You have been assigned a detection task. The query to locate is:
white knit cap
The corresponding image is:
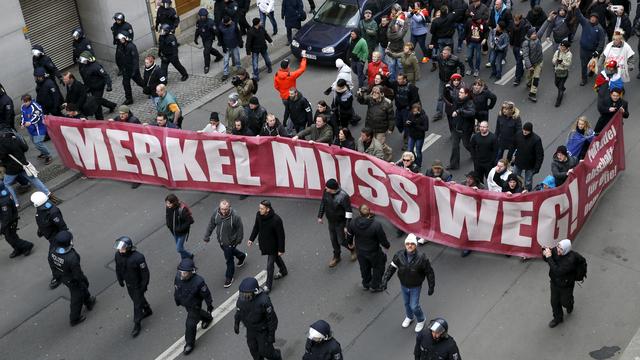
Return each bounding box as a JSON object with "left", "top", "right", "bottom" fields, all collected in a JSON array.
[
  {"left": 558, "top": 239, "right": 572, "bottom": 254},
  {"left": 405, "top": 233, "right": 418, "bottom": 245}
]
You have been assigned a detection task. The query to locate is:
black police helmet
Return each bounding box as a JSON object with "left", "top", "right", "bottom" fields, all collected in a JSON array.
[
  {"left": 113, "top": 236, "right": 133, "bottom": 251},
  {"left": 177, "top": 258, "right": 196, "bottom": 272},
  {"left": 160, "top": 23, "right": 173, "bottom": 34},
  {"left": 113, "top": 12, "right": 125, "bottom": 22},
  {"left": 310, "top": 320, "right": 331, "bottom": 337},
  {"left": 239, "top": 277, "right": 259, "bottom": 292},
  {"left": 429, "top": 318, "right": 448, "bottom": 335},
  {"left": 34, "top": 67, "right": 46, "bottom": 77},
  {"left": 72, "top": 28, "right": 84, "bottom": 39},
  {"left": 198, "top": 8, "right": 209, "bottom": 17}
]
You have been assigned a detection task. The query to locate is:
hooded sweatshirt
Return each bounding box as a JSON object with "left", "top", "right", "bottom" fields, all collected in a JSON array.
[
  {"left": 332, "top": 59, "right": 354, "bottom": 89},
  {"left": 346, "top": 215, "right": 390, "bottom": 253},
  {"left": 274, "top": 57, "right": 307, "bottom": 99}
]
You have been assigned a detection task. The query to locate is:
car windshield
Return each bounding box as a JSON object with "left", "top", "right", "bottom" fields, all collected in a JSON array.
[{"left": 313, "top": 0, "right": 359, "bottom": 27}]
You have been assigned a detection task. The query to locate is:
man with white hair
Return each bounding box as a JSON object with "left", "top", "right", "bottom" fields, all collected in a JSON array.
[{"left": 542, "top": 239, "right": 584, "bottom": 328}]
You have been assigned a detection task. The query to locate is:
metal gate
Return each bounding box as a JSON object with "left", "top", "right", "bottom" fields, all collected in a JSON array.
[{"left": 19, "top": 0, "right": 81, "bottom": 70}]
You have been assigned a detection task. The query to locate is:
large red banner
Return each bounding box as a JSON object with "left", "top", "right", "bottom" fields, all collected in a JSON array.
[{"left": 45, "top": 113, "right": 626, "bottom": 257}]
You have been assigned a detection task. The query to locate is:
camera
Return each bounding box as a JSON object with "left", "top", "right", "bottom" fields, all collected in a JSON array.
[{"left": 231, "top": 76, "right": 242, "bottom": 86}]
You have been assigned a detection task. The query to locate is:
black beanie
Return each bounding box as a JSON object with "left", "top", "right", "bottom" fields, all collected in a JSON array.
[
  {"left": 252, "top": 17, "right": 260, "bottom": 26},
  {"left": 325, "top": 179, "right": 339, "bottom": 190},
  {"left": 281, "top": 58, "right": 290, "bottom": 69}
]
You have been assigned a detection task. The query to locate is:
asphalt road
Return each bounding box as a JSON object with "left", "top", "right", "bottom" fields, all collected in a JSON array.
[{"left": 1, "top": 1, "right": 640, "bottom": 359}]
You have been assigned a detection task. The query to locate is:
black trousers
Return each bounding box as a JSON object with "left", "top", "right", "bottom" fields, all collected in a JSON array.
[
  {"left": 89, "top": 87, "right": 117, "bottom": 120},
  {"left": 357, "top": 251, "right": 386, "bottom": 289},
  {"left": 550, "top": 282, "right": 574, "bottom": 321},
  {"left": 161, "top": 55, "right": 188, "bottom": 77},
  {"left": 266, "top": 254, "right": 287, "bottom": 290},
  {"left": 185, "top": 306, "right": 213, "bottom": 346},
  {"left": 449, "top": 128, "right": 472, "bottom": 169},
  {"left": 4, "top": 221, "right": 33, "bottom": 254},
  {"left": 237, "top": 9, "right": 251, "bottom": 34},
  {"left": 474, "top": 162, "right": 493, "bottom": 183},
  {"left": 68, "top": 282, "right": 92, "bottom": 323},
  {"left": 127, "top": 286, "right": 150, "bottom": 324},
  {"left": 328, "top": 221, "right": 348, "bottom": 258},
  {"left": 247, "top": 330, "right": 282, "bottom": 360},
  {"left": 203, "top": 39, "right": 223, "bottom": 68},
  {"left": 122, "top": 69, "right": 144, "bottom": 101},
  {"left": 554, "top": 75, "right": 567, "bottom": 91}
]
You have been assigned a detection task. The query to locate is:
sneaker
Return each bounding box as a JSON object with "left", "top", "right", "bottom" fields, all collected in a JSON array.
[
  {"left": 512, "top": 80, "right": 520, "bottom": 86},
  {"left": 70, "top": 315, "right": 86, "bottom": 327},
  {"left": 236, "top": 253, "right": 247, "bottom": 267},
  {"left": 350, "top": 249, "right": 357, "bottom": 261},
  {"left": 415, "top": 320, "right": 426, "bottom": 332},
  {"left": 402, "top": 317, "right": 414, "bottom": 328},
  {"left": 501, "top": 59, "right": 506, "bottom": 65},
  {"left": 465, "top": 69, "right": 472, "bottom": 76},
  {"left": 262, "top": 285, "right": 270, "bottom": 293},
  {"left": 221, "top": 74, "right": 229, "bottom": 81},
  {"left": 328, "top": 257, "right": 341, "bottom": 267},
  {"left": 421, "top": 57, "right": 429, "bottom": 63},
  {"left": 274, "top": 272, "right": 287, "bottom": 280},
  {"left": 473, "top": 70, "right": 479, "bottom": 77},
  {"left": 528, "top": 93, "right": 537, "bottom": 102},
  {"left": 548, "top": 318, "right": 563, "bottom": 328},
  {"left": 180, "top": 74, "right": 189, "bottom": 82},
  {"left": 224, "top": 278, "right": 234, "bottom": 288},
  {"left": 485, "top": 62, "right": 491, "bottom": 68},
  {"left": 131, "top": 323, "right": 141, "bottom": 338},
  {"left": 9, "top": 250, "right": 20, "bottom": 258}
]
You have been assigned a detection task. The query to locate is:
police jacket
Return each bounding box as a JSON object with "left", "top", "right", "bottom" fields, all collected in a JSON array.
[
  {"left": 72, "top": 37, "right": 94, "bottom": 64},
  {"left": 119, "top": 42, "right": 140, "bottom": 72},
  {"left": 111, "top": 22, "right": 134, "bottom": 45},
  {"left": 0, "top": 94, "right": 15, "bottom": 130},
  {"left": 0, "top": 191, "right": 19, "bottom": 233},
  {"left": 204, "top": 207, "right": 244, "bottom": 247},
  {"left": 234, "top": 292, "right": 278, "bottom": 334},
  {"left": 159, "top": 34, "right": 179, "bottom": 59},
  {"left": 346, "top": 215, "right": 390, "bottom": 253},
  {"left": 357, "top": 93, "right": 395, "bottom": 134},
  {"left": 65, "top": 80, "right": 88, "bottom": 110},
  {"left": 36, "top": 203, "right": 68, "bottom": 241},
  {"left": 414, "top": 331, "right": 461, "bottom": 360},
  {"left": 513, "top": 131, "right": 544, "bottom": 172},
  {"left": 0, "top": 131, "right": 29, "bottom": 175},
  {"left": 283, "top": 94, "right": 313, "bottom": 128},
  {"left": 115, "top": 250, "right": 150, "bottom": 289},
  {"left": 33, "top": 55, "right": 62, "bottom": 81},
  {"left": 436, "top": 55, "right": 465, "bottom": 82},
  {"left": 303, "top": 338, "right": 343, "bottom": 360},
  {"left": 195, "top": 18, "right": 217, "bottom": 43},
  {"left": 318, "top": 189, "right": 352, "bottom": 224},
  {"left": 49, "top": 248, "right": 89, "bottom": 288},
  {"left": 174, "top": 273, "right": 213, "bottom": 309},
  {"left": 156, "top": 7, "right": 180, "bottom": 31},
  {"left": 249, "top": 210, "right": 285, "bottom": 255},
  {"left": 166, "top": 202, "right": 194, "bottom": 236},
  {"left": 143, "top": 64, "right": 166, "bottom": 97},
  {"left": 80, "top": 62, "right": 112, "bottom": 92},
  {"left": 545, "top": 247, "right": 578, "bottom": 288},
  {"left": 35, "top": 78, "right": 62, "bottom": 115},
  {"left": 384, "top": 250, "right": 435, "bottom": 289}
]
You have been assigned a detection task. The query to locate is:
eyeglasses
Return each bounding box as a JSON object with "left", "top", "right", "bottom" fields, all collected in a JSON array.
[{"left": 403, "top": 159, "right": 412, "bottom": 162}]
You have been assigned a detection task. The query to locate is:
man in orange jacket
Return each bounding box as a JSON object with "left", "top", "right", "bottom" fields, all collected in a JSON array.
[{"left": 274, "top": 50, "right": 307, "bottom": 104}]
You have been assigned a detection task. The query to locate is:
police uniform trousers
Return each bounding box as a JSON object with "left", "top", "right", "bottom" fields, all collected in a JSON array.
[
  {"left": 89, "top": 87, "right": 117, "bottom": 120},
  {"left": 4, "top": 221, "right": 33, "bottom": 254},
  {"left": 203, "top": 39, "right": 223, "bottom": 68},
  {"left": 247, "top": 330, "right": 282, "bottom": 360},
  {"left": 122, "top": 69, "right": 144, "bottom": 101},
  {"left": 68, "top": 279, "right": 92, "bottom": 323},
  {"left": 161, "top": 56, "right": 188, "bottom": 78},
  {"left": 127, "top": 286, "right": 150, "bottom": 324},
  {"left": 185, "top": 306, "right": 213, "bottom": 346},
  {"left": 550, "top": 282, "right": 574, "bottom": 321},
  {"left": 357, "top": 250, "right": 386, "bottom": 289}
]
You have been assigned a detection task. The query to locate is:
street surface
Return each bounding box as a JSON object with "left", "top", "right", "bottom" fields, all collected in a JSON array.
[{"left": 1, "top": 1, "right": 640, "bottom": 359}]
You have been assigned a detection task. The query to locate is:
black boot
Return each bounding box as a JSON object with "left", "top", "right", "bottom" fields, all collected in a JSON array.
[{"left": 554, "top": 90, "right": 564, "bottom": 107}]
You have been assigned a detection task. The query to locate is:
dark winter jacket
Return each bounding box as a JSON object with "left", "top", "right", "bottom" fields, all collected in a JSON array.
[
  {"left": 260, "top": 120, "right": 289, "bottom": 136},
  {"left": 115, "top": 250, "right": 150, "bottom": 289},
  {"left": 195, "top": 18, "right": 217, "bottom": 43},
  {"left": 357, "top": 93, "right": 395, "bottom": 133},
  {"left": 204, "top": 207, "right": 244, "bottom": 247},
  {"left": 65, "top": 80, "right": 88, "bottom": 111},
  {"left": 544, "top": 247, "right": 578, "bottom": 288},
  {"left": 119, "top": 42, "right": 140, "bottom": 72},
  {"left": 405, "top": 110, "right": 429, "bottom": 140},
  {"left": 166, "top": 202, "right": 194, "bottom": 236},
  {"left": 436, "top": 54, "right": 465, "bottom": 82},
  {"left": 33, "top": 54, "right": 62, "bottom": 81},
  {"left": 346, "top": 215, "right": 390, "bottom": 253},
  {"left": 333, "top": 137, "right": 356, "bottom": 150},
  {"left": 489, "top": 4, "right": 513, "bottom": 30},
  {"left": 245, "top": 105, "right": 268, "bottom": 135},
  {"left": 318, "top": 188, "right": 352, "bottom": 224},
  {"left": 246, "top": 26, "right": 272, "bottom": 53},
  {"left": 283, "top": 94, "right": 313, "bottom": 129},
  {"left": 470, "top": 132, "right": 498, "bottom": 165},
  {"left": 156, "top": 6, "right": 180, "bottom": 31},
  {"left": 383, "top": 249, "right": 435, "bottom": 289},
  {"left": 0, "top": 130, "right": 29, "bottom": 175},
  {"left": 249, "top": 210, "right": 285, "bottom": 255},
  {"left": 282, "top": 0, "right": 304, "bottom": 29},
  {"left": 332, "top": 89, "right": 354, "bottom": 126},
  {"left": 218, "top": 21, "right": 243, "bottom": 50},
  {"left": 174, "top": 274, "right": 213, "bottom": 309},
  {"left": 472, "top": 87, "right": 497, "bottom": 121},
  {"left": 49, "top": 248, "right": 88, "bottom": 288},
  {"left": 576, "top": 10, "right": 606, "bottom": 52},
  {"left": 513, "top": 131, "right": 544, "bottom": 172},
  {"left": 80, "top": 62, "right": 112, "bottom": 92},
  {"left": 303, "top": 338, "right": 343, "bottom": 360},
  {"left": 509, "top": 18, "right": 531, "bottom": 47},
  {"left": 522, "top": 27, "right": 545, "bottom": 68},
  {"left": 495, "top": 114, "right": 522, "bottom": 148},
  {"left": 596, "top": 96, "right": 628, "bottom": 133},
  {"left": 526, "top": 7, "right": 547, "bottom": 30},
  {"left": 111, "top": 21, "right": 134, "bottom": 44},
  {"left": 35, "top": 78, "right": 62, "bottom": 115},
  {"left": 551, "top": 154, "right": 579, "bottom": 186},
  {"left": 414, "top": 332, "right": 461, "bottom": 360},
  {"left": 35, "top": 204, "right": 68, "bottom": 241},
  {"left": 389, "top": 81, "right": 420, "bottom": 110},
  {"left": 143, "top": 63, "right": 167, "bottom": 97},
  {"left": 451, "top": 97, "right": 475, "bottom": 133},
  {"left": 387, "top": 22, "right": 409, "bottom": 53}
]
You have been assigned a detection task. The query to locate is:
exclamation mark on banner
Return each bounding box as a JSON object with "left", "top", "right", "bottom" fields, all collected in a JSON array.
[{"left": 569, "top": 179, "right": 579, "bottom": 233}]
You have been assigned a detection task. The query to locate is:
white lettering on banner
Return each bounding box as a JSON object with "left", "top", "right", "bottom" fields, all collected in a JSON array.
[
  {"left": 536, "top": 194, "right": 571, "bottom": 247},
  {"left": 434, "top": 186, "right": 498, "bottom": 241},
  {"left": 106, "top": 129, "right": 138, "bottom": 173},
  {"left": 132, "top": 133, "right": 168, "bottom": 179},
  {"left": 272, "top": 143, "right": 321, "bottom": 189},
  {"left": 318, "top": 151, "right": 337, "bottom": 186},
  {"left": 61, "top": 126, "right": 112, "bottom": 170},
  {"left": 336, "top": 155, "right": 354, "bottom": 196},
  {"left": 501, "top": 202, "right": 533, "bottom": 247},
  {"left": 587, "top": 125, "right": 616, "bottom": 161},
  {"left": 354, "top": 159, "right": 389, "bottom": 206},
  {"left": 388, "top": 175, "right": 420, "bottom": 223},
  {"left": 231, "top": 142, "right": 261, "bottom": 186},
  {"left": 166, "top": 138, "right": 207, "bottom": 182},
  {"left": 202, "top": 140, "right": 234, "bottom": 184}
]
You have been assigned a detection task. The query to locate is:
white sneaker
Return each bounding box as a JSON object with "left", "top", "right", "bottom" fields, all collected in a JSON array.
[
  {"left": 402, "top": 317, "right": 414, "bottom": 328},
  {"left": 415, "top": 320, "right": 426, "bottom": 332}
]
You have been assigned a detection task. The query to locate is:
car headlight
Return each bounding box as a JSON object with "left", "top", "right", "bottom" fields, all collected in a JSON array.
[
  {"left": 291, "top": 40, "right": 300, "bottom": 48},
  {"left": 322, "top": 46, "right": 335, "bottom": 54}
]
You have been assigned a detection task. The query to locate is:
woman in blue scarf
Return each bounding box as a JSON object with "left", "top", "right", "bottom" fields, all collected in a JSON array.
[{"left": 566, "top": 116, "right": 594, "bottom": 159}]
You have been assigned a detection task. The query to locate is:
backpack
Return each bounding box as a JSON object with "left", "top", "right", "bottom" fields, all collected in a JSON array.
[
  {"left": 251, "top": 78, "right": 258, "bottom": 94},
  {"left": 573, "top": 251, "right": 587, "bottom": 282}
]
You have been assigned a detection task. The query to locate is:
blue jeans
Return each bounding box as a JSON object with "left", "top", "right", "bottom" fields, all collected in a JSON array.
[
  {"left": 252, "top": 49, "right": 272, "bottom": 79},
  {"left": 467, "top": 42, "right": 482, "bottom": 72},
  {"left": 512, "top": 165, "right": 535, "bottom": 191},
  {"left": 408, "top": 137, "right": 425, "bottom": 167},
  {"left": 223, "top": 47, "right": 241, "bottom": 76},
  {"left": 174, "top": 233, "right": 192, "bottom": 259},
  {"left": 386, "top": 56, "right": 403, "bottom": 81},
  {"left": 490, "top": 50, "right": 506, "bottom": 79},
  {"left": 395, "top": 107, "right": 409, "bottom": 133},
  {"left": 352, "top": 60, "right": 366, "bottom": 89},
  {"left": 512, "top": 46, "right": 524, "bottom": 82},
  {"left": 436, "top": 80, "right": 445, "bottom": 115},
  {"left": 221, "top": 244, "right": 246, "bottom": 280},
  {"left": 401, "top": 285, "right": 425, "bottom": 322},
  {"left": 31, "top": 135, "right": 50, "bottom": 156},
  {"left": 4, "top": 171, "right": 49, "bottom": 205},
  {"left": 259, "top": 11, "right": 278, "bottom": 34},
  {"left": 455, "top": 23, "right": 465, "bottom": 50}
]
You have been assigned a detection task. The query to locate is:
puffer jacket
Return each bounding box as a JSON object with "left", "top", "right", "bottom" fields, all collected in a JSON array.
[
  {"left": 296, "top": 123, "right": 334, "bottom": 143},
  {"left": 273, "top": 58, "right": 307, "bottom": 99},
  {"left": 495, "top": 111, "right": 522, "bottom": 148},
  {"left": 357, "top": 93, "right": 395, "bottom": 133}
]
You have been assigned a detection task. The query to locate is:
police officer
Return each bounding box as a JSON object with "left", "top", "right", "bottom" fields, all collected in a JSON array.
[
  {"left": 158, "top": 24, "right": 189, "bottom": 82},
  {"left": 303, "top": 320, "right": 343, "bottom": 360},
  {"left": 71, "top": 28, "right": 94, "bottom": 65},
  {"left": 115, "top": 32, "right": 144, "bottom": 105},
  {"left": 0, "top": 188, "right": 33, "bottom": 258},
  {"left": 0, "top": 83, "right": 15, "bottom": 129},
  {"left": 234, "top": 277, "right": 282, "bottom": 360},
  {"left": 31, "top": 45, "right": 63, "bottom": 84},
  {"left": 34, "top": 67, "right": 62, "bottom": 116},
  {"left": 543, "top": 239, "right": 580, "bottom": 328},
  {"left": 111, "top": 12, "right": 134, "bottom": 76},
  {"left": 413, "top": 318, "right": 461, "bottom": 360},
  {"left": 194, "top": 8, "right": 223, "bottom": 74},
  {"left": 114, "top": 236, "right": 152, "bottom": 337},
  {"left": 78, "top": 51, "right": 117, "bottom": 120},
  {"left": 174, "top": 258, "right": 213, "bottom": 355},
  {"left": 317, "top": 179, "right": 355, "bottom": 268},
  {"left": 32, "top": 191, "right": 67, "bottom": 289},
  {"left": 156, "top": 0, "right": 180, "bottom": 32},
  {"left": 48, "top": 230, "right": 96, "bottom": 326}
]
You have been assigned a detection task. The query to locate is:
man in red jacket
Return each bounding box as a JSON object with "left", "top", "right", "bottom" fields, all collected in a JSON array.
[{"left": 274, "top": 51, "right": 307, "bottom": 104}]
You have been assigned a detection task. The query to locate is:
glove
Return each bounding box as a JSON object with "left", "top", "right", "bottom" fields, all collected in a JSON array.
[
  {"left": 234, "top": 323, "right": 240, "bottom": 334},
  {"left": 207, "top": 305, "right": 214, "bottom": 313},
  {"left": 323, "top": 87, "right": 332, "bottom": 95},
  {"left": 106, "top": 85, "right": 112, "bottom": 92},
  {"left": 203, "top": 237, "right": 210, "bottom": 243},
  {"left": 194, "top": 39, "right": 199, "bottom": 45},
  {"left": 428, "top": 287, "right": 434, "bottom": 296}
]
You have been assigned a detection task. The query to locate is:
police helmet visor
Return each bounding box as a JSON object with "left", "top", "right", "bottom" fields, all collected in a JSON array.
[
  {"left": 117, "top": 33, "right": 128, "bottom": 41},
  {"left": 179, "top": 270, "right": 192, "bottom": 280},
  {"left": 113, "top": 239, "right": 129, "bottom": 250},
  {"left": 308, "top": 327, "right": 326, "bottom": 342},
  {"left": 72, "top": 30, "right": 81, "bottom": 39},
  {"left": 31, "top": 49, "right": 43, "bottom": 57},
  {"left": 429, "top": 321, "right": 446, "bottom": 334},
  {"left": 78, "top": 56, "right": 89, "bottom": 64}
]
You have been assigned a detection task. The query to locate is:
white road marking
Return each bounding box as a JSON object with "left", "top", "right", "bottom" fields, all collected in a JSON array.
[
  {"left": 422, "top": 133, "right": 442, "bottom": 153},
  {"left": 154, "top": 270, "right": 268, "bottom": 360},
  {"left": 495, "top": 40, "right": 553, "bottom": 86}
]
